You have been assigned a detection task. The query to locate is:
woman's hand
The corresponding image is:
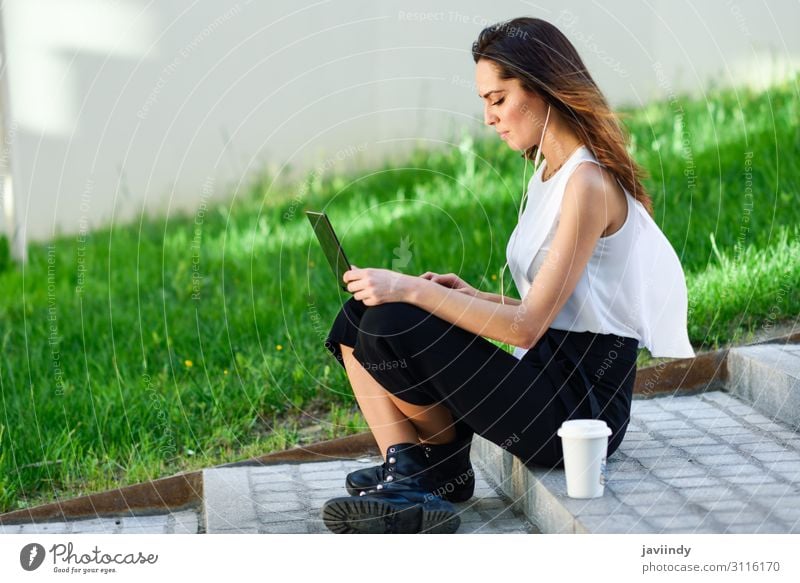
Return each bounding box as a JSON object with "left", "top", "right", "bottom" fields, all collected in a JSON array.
[
  {"left": 343, "top": 265, "right": 416, "bottom": 306},
  {"left": 418, "top": 271, "right": 478, "bottom": 297}
]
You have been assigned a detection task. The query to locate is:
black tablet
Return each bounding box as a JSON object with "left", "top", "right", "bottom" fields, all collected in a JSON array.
[{"left": 305, "top": 211, "right": 353, "bottom": 293}]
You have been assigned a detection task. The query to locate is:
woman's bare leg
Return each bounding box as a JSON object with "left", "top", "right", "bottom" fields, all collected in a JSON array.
[
  {"left": 341, "top": 345, "right": 457, "bottom": 459},
  {"left": 385, "top": 392, "right": 458, "bottom": 445}
]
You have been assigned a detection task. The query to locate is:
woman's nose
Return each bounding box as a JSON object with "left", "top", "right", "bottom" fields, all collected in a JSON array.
[{"left": 483, "top": 104, "right": 498, "bottom": 126}]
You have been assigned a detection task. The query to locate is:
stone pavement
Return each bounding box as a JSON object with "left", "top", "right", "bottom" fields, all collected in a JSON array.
[
  {"left": 477, "top": 388, "right": 800, "bottom": 534},
  {"left": 609, "top": 390, "right": 800, "bottom": 533},
  {"left": 202, "top": 456, "right": 539, "bottom": 534},
  {"left": 0, "top": 510, "right": 199, "bottom": 534},
  {"left": 0, "top": 458, "right": 537, "bottom": 535}
]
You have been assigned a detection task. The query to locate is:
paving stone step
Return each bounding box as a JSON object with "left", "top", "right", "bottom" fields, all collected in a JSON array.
[
  {"left": 726, "top": 342, "right": 800, "bottom": 429},
  {"left": 202, "top": 457, "right": 539, "bottom": 534},
  {"left": 473, "top": 384, "right": 800, "bottom": 534}
]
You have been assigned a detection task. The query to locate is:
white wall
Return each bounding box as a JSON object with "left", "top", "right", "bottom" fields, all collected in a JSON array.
[{"left": 0, "top": 0, "right": 797, "bottom": 249}]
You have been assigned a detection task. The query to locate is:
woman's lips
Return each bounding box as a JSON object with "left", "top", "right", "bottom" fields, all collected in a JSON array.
[{"left": 499, "top": 131, "right": 510, "bottom": 139}]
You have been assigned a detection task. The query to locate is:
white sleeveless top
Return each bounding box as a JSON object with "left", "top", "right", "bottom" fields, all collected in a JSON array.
[{"left": 506, "top": 145, "right": 696, "bottom": 360}]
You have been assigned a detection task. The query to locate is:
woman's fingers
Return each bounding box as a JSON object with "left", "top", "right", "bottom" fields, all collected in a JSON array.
[
  {"left": 346, "top": 279, "right": 367, "bottom": 294},
  {"left": 418, "top": 271, "right": 467, "bottom": 290},
  {"left": 435, "top": 274, "right": 458, "bottom": 287}
]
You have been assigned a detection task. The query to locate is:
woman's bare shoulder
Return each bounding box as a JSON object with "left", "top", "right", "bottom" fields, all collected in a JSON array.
[{"left": 567, "top": 162, "right": 627, "bottom": 237}]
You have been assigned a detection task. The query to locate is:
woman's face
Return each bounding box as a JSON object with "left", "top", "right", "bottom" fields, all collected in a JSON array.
[{"left": 475, "top": 58, "right": 548, "bottom": 153}]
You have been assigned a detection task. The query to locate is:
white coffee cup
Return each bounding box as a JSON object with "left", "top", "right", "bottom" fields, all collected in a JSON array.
[{"left": 557, "top": 419, "right": 612, "bottom": 498}]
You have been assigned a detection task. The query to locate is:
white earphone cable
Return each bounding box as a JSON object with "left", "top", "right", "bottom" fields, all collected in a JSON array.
[{"left": 499, "top": 104, "right": 551, "bottom": 306}]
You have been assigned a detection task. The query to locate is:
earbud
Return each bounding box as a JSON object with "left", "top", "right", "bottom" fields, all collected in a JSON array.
[{"left": 499, "top": 104, "right": 551, "bottom": 306}]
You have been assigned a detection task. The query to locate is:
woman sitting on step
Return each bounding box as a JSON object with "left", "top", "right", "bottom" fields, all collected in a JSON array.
[{"left": 320, "top": 16, "right": 695, "bottom": 535}]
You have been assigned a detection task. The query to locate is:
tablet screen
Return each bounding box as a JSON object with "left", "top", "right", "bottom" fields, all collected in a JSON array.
[{"left": 305, "top": 211, "right": 352, "bottom": 293}]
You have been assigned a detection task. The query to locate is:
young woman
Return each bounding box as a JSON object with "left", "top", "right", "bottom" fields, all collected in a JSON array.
[{"left": 320, "top": 16, "right": 695, "bottom": 534}]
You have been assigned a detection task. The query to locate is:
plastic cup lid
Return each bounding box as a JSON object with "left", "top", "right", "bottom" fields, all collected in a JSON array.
[{"left": 557, "top": 419, "right": 612, "bottom": 439}]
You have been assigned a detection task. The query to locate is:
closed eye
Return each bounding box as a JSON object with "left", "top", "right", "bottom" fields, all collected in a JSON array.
[{"left": 492, "top": 97, "right": 505, "bottom": 106}]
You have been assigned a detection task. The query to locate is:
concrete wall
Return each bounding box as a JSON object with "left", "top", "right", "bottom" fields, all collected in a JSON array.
[{"left": 0, "top": 0, "right": 797, "bottom": 253}]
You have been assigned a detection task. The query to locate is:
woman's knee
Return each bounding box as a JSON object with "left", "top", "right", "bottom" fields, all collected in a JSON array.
[
  {"left": 340, "top": 296, "right": 369, "bottom": 325},
  {"left": 358, "top": 301, "right": 427, "bottom": 337},
  {"left": 324, "top": 298, "right": 369, "bottom": 367},
  {"left": 326, "top": 298, "right": 367, "bottom": 342}
]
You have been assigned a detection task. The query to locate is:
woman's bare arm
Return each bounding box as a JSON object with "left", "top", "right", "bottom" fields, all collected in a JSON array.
[
  {"left": 407, "top": 165, "right": 612, "bottom": 348},
  {"left": 474, "top": 290, "right": 522, "bottom": 306}
]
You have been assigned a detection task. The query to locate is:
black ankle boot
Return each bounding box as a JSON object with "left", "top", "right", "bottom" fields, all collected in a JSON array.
[
  {"left": 419, "top": 434, "right": 475, "bottom": 503},
  {"left": 345, "top": 421, "right": 475, "bottom": 503},
  {"left": 322, "top": 443, "right": 460, "bottom": 534}
]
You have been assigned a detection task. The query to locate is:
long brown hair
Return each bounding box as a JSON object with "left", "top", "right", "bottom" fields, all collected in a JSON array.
[{"left": 472, "top": 17, "right": 654, "bottom": 217}]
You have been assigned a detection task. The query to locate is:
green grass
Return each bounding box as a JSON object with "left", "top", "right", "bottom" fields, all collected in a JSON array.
[{"left": 0, "top": 75, "right": 798, "bottom": 512}]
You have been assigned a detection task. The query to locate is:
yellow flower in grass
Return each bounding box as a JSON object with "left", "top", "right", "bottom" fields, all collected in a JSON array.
[
  {"left": 491, "top": 274, "right": 497, "bottom": 281},
  {"left": 276, "top": 344, "right": 283, "bottom": 351},
  {"left": 184, "top": 359, "right": 193, "bottom": 368}
]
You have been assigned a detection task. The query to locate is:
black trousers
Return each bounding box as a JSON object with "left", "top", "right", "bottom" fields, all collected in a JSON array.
[{"left": 325, "top": 297, "right": 638, "bottom": 469}]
